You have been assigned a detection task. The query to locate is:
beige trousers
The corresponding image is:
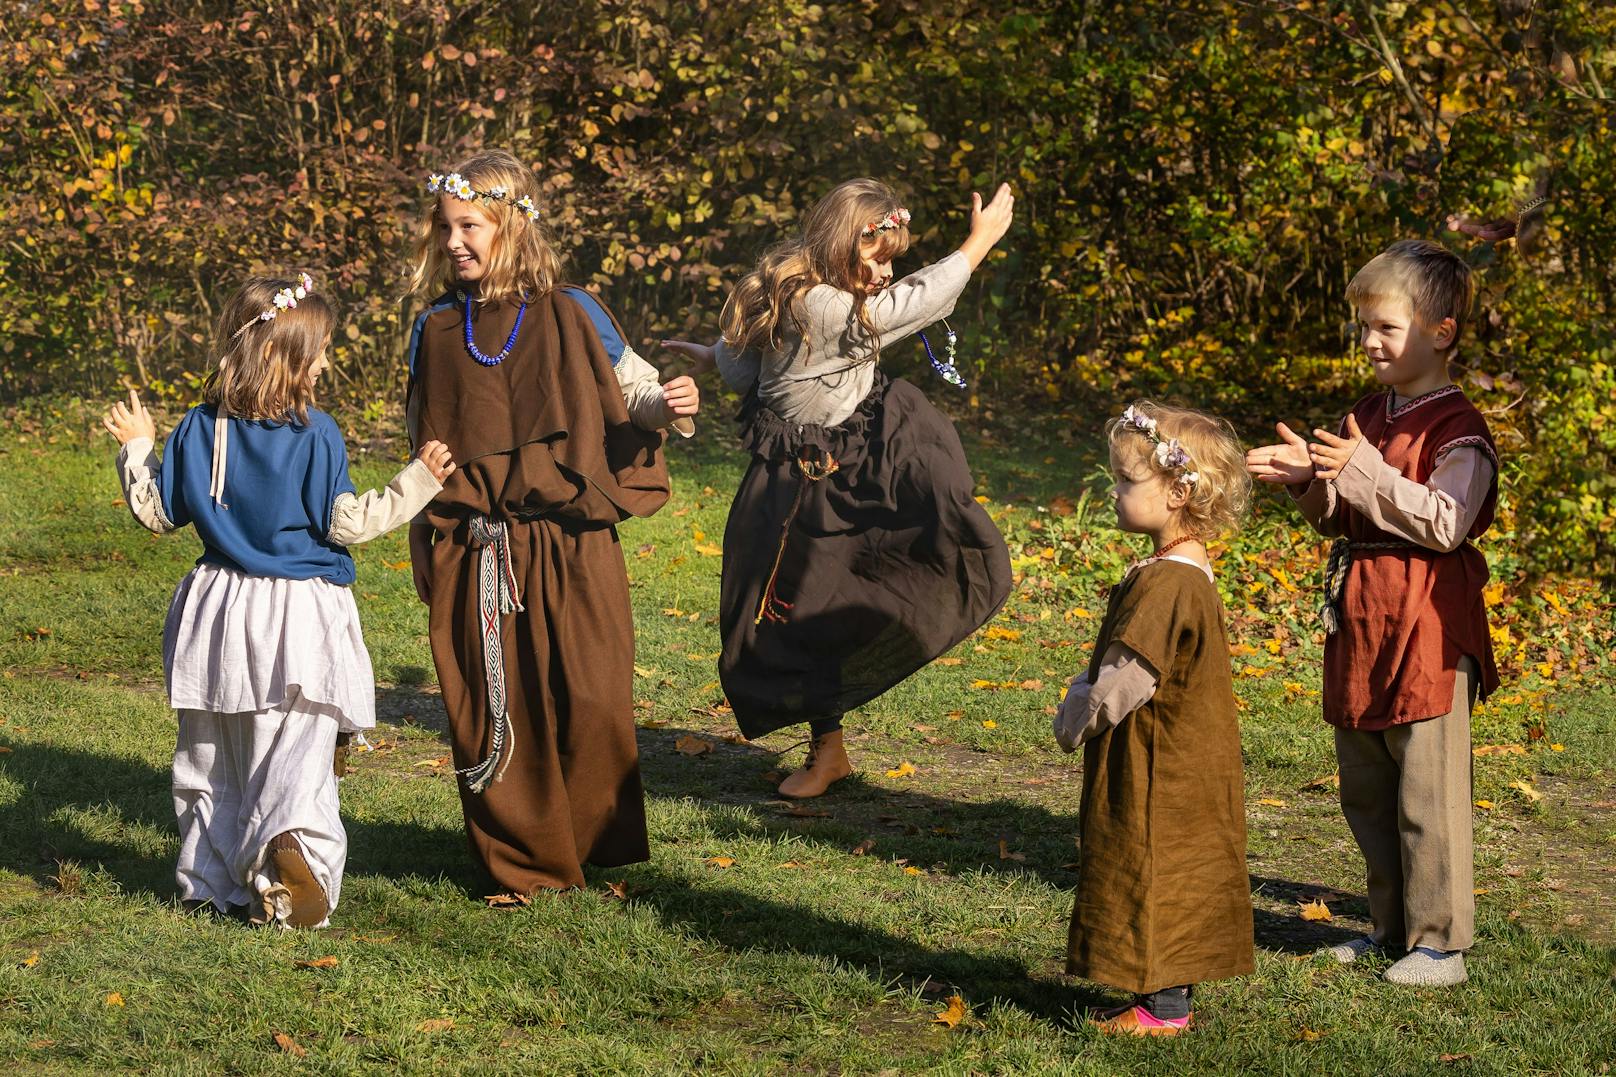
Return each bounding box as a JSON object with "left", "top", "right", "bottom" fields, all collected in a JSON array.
[{"left": 1334, "top": 657, "right": 1477, "bottom": 953}]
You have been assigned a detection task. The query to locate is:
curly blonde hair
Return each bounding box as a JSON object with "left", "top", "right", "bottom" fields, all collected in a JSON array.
[
  {"left": 1107, "top": 399, "right": 1251, "bottom": 541},
  {"left": 405, "top": 149, "right": 564, "bottom": 307},
  {"left": 720, "top": 177, "right": 912, "bottom": 362},
  {"left": 203, "top": 275, "right": 334, "bottom": 423}
]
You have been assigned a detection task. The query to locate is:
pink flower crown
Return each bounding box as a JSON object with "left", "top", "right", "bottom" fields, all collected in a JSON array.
[
  {"left": 861, "top": 207, "right": 911, "bottom": 239},
  {"left": 1120, "top": 405, "right": 1200, "bottom": 487}
]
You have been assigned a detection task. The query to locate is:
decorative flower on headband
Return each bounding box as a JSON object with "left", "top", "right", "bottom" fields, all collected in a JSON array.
[
  {"left": 426, "top": 172, "right": 541, "bottom": 221},
  {"left": 231, "top": 273, "right": 315, "bottom": 340},
  {"left": 861, "top": 207, "right": 911, "bottom": 238},
  {"left": 1120, "top": 405, "right": 1200, "bottom": 487}
]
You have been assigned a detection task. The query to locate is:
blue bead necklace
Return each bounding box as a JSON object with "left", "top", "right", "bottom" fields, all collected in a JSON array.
[
  {"left": 462, "top": 291, "right": 526, "bottom": 366},
  {"left": 917, "top": 319, "right": 966, "bottom": 388}
]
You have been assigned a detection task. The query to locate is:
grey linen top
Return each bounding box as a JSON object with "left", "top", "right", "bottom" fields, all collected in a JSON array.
[{"left": 713, "top": 251, "right": 972, "bottom": 427}]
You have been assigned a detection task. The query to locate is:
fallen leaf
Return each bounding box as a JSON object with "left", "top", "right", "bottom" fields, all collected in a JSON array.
[
  {"left": 983, "top": 626, "right": 1022, "bottom": 641},
  {"left": 20, "top": 952, "right": 39, "bottom": 968},
  {"left": 777, "top": 860, "right": 808, "bottom": 869},
  {"left": 273, "top": 1032, "right": 306, "bottom": 1057},
  {"left": 704, "top": 856, "right": 736, "bottom": 868},
  {"left": 381, "top": 558, "right": 410, "bottom": 571},
  {"left": 782, "top": 803, "right": 830, "bottom": 818},
  {"left": 412, "top": 757, "right": 449, "bottom": 768},
  {"left": 1295, "top": 1028, "right": 1323, "bottom": 1042},
  {"left": 933, "top": 995, "right": 967, "bottom": 1028},
  {"left": 904, "top": 866, "right": 925, "bottom": 876},
  {"left": 1439, "top": 1053, "right": 1473, "bottom": 1063},
  {"left": 933, "top": 656, "right": 963, "bottom": 666},
  {"left": 104, "top": 992, "right": 124, "bottom": 1007},
  {"left": 675, "top": 735, "right": 716, "bottom": 757},
  {"left": 1507, "top": 779, "right": 1543, "bottom": 803},
  {"left": 1019, "top": 679, "right": 1044, "bottom": 691},
  {"left": 981, "top": 719, "right": 997, "bottom": 729},
  {"left": 295, "top": 956, "right": 340, "bottom": 969},
  {"left": 1473, "top": 743, "right": 1526, "bottom": 757},
  {"left": 1301, "top": 772, "right": 1340, "bottom": 790},
  {"left": 484, "top": 892, "right": 531, "bottom": 908},
  {"left": 636, "top": 543, "right": 655, "bottom": 558},
  {"left": 1549, "top": 743, "right": 1565, "bottom": 752},
  {"left": 885, "top": 762, "right": 917, "bottom": 779},
  {"left": 998, "top": 840, "right": 1026, "bottom": 862},
  {"left": 944, "top": 710, "right": 964, "bottom": 720},
  {"left": 603, "top": 881, "right": 628, "bottom": 901},
  {"left": 1258, "top": 798, "right": 1287, "bottom": 808},
  {"left": 27, "top": 1039, "right": 54, "bottom": 1050},
  {"left": 417, "top": 1018, "right": 455, "bottom": 1033},
  {"left": 851, "top": 839, "right": 876, "bottom": 856},
  {"left": 693, "top": 542, "right": 723, "bottom": 557},
  {"left": 1474, "top": 800, "right": 1495, "bottom": 810},
  {"left": 1297, "top": 898, "right": 1332, "bottom": 922}
]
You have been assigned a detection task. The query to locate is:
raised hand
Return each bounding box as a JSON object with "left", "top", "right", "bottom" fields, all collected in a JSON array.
[
  {"left": 416, "top": 439, "right": 456, "bottom": 482},
  {"left": 959, "top": 183, "right": 1015, "bottom": 269},
  {"left": 1309, "top": 414, "right": 1364, "bottom": 480},
  {"left": 101, "top": 389, "right": 157, "bottom": 446},
  {"left": 660, "top": 374, "right": 700, "bottom": 418},
  {"left": 660, "top": 338, "right": 716, "bottom": 376},
  {"left": 1245, "top": 422, "right": 1317, "bottom": 485}
]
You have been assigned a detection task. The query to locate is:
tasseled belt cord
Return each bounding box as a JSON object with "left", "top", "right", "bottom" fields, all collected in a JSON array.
[
  {"left": 459, "top": 514, "right": 524, "bottom": 792},
  {"left": 755, "top": 446, "right": 841, "bottom": 626},
  {"left": 1320, "top": 537, "right": 1438, "bottom": 634}
]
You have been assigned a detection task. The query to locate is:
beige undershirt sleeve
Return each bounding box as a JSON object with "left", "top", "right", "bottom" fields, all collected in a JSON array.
[
  {"left": 1285, "top": 478, "right": 1341, "bottom": 536},
  {"left": 1331, "top": 441, "right": 1493, "bottom": 552},
  {"left": 617, "top": 344, "right": 696, "bottom": 438},
  {"left": 327, "top": 459, "right": 443, "bottom": 547},
  {"left": 115, "top": 436, "right": 177, "bottom": 534},
  {"left": 1053, "top": 643, "right": 1160, "bottom": 752}
]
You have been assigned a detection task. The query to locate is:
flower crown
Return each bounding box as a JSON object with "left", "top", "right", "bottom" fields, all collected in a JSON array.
[
  {"left": 427, "top": 172, "right": 540, "bottom": 222},
  {"left": 860, "top": 207, "right": 911, "bottom": 239},
  {"left": 1119, "top": 404, "right": 1200, "bottom": 487},
  {"left": 230, "top": 273, "right": 316, "bottom": 340}
]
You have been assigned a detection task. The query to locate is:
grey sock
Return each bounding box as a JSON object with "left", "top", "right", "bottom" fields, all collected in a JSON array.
[{"left": 1140, "top": 985, "right": 1192, "bottom": 1020}]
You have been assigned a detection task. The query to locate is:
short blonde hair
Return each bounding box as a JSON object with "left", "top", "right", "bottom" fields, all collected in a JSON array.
[
  {"left": 204, "top": 275, "right": 334, "bottom": 423},
  {"left": 1346, "top": 239, "right": 1474, "bottom": 354},
  {"left": 1107, "top": 399, "right": 1251, "bottom": 542},
  {"left": 405, "top": 149, "right": 564, "bottom": 307}
]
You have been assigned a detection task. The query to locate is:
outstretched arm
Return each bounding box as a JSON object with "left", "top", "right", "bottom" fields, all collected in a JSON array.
[
  {"left": 327, "top": 441, "right": 453, "bottom": 547},
  {"left": 103, "top": 390, "right": 177, "bottom": 535},
  {"left": 617, "top": 345, "right": 698, "bottom": 437},
  {"left": 1247, "top": 420, "right": 1340, "bottom": 536}
]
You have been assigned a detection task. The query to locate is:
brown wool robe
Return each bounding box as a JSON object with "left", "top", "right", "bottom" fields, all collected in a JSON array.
[
  {"left": 1067, "top": 560, "right": 1254, "bottom": 995},
  {"left": 407, "top": 291, "right": 670, "bottom": 893}
]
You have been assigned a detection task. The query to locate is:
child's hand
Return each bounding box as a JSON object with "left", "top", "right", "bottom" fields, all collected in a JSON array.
[
  {"left": 660, "top": 339, "right": 716, "bottom": 376},
  {"left": 959, "top": 184, "right": 1015, "bottom": 269},
  {"left": 661, "top": 375, "right": 700, "bottom": 418},
  {"left": 1245, "top": 422, "right": 1317, "bottom": 485},
  {"left": 416, "top": 440, "right": 456, "bottom": 483},
  {"left": 101, "top": 389, "right": 157, "bottom": 446},
  {"left": 1309, "top": 415, "right": 1364, "bottom": 481}
]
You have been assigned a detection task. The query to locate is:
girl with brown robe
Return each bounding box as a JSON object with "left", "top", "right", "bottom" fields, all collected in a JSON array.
[
  {"left": 403, "top": 151, "right": 699, "bottom": 895},
  {"left": 1053, "top": 401, "right": 1255, "bottom": 1036}
]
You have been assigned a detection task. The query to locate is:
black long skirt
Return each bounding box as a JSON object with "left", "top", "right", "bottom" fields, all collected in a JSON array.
[{"left": 719, "top": 373, "right": 1012, "bottom": 740}]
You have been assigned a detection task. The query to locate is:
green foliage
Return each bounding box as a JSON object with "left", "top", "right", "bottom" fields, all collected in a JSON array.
[{"left": 0, "top": 1, "right": 1612, "bottom": 576}]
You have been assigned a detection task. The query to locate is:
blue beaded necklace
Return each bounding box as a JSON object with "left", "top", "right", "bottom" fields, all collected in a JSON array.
[
  {"left": 461, "top": 290, "right": 526, "bottom": 366},
  {"left": 917, "top": 319, "right": 965, "bottom": 388}
]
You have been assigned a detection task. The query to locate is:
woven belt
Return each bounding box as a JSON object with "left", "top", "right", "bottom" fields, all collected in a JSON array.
[
  {"left": 457, "top": 515, "right": 523, "bottom": 793},
  {"left": 1320, "top": 537, "right": 1426, "bottom": 634}
]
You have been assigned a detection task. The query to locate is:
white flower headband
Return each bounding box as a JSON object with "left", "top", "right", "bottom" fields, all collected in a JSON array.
[
  {"left": 230, "top": 273, "right": 316, "bottom": 340},
  {"left": 427, "top": 172, "right": 541, "bottom": 222},
  {"left": 861, "top": 207, "right": 911, "bottom": 238},
  {"left": 1119, "top": 404, "right": 1200, "bottom": 487}
]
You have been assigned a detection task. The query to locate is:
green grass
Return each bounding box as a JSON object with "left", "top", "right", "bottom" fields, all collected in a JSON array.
[{"left": 2, "top": 403, "right": 1614, "bottom": 1074}]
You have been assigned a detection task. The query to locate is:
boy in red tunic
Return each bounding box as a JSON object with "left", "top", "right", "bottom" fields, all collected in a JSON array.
[{"left": 1247, "top": 240, "right": 1499, "bottom": 987}]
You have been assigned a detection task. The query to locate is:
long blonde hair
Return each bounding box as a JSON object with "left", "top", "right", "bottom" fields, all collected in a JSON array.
[
  {"left": 720, "top": 178, "right": 911, "bottom": 361},
  {"left": 1107, "top": 400, "right": 1252, "bottom": 542},
  {"left": 203, "top": 276, "right": 334, "bottom": 423},
  {"left": 405, "top": 149, "right": 564, "bottom": 306}
]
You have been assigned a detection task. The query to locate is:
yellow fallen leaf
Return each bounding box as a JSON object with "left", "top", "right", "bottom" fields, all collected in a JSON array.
[
  {"left": 1295, "top": 1028, "right": 1323, "bottom": 1042},
  {"left": 885, "top": 762, "right": 917, "bottom": 779},
  {"left": 105, "top": 992, "right": 125, "bottom": 1007},
  {"left": 1271, "top": 566, "right": 1298, "bottom": 593},
  {"left": 983, "top": 626, "right": 1022, "bottom": 641},
  {"left": 1507, "top": 779, "right": 1543, "bottom": 803},
  {"left": 693, "top": 543, "right": 723, "bottom": 557},
  {"left": 904, "top": 866, "right": 925, "bottom": 876},
  {"left": 1297, "top": 898, "right": 1332, "bottom": 922},
  {"left": 777, "top": 860, "right": 808, "bottom": 869},
  {"left": 1066, "top": 607, "right": 1092, "bottom": 620},
  {"left": 412, "top": 757, "right": 449, "bottom": 769},
  {"left": 981, "top": 720, "right": 997, "bottom": 729},
  {"left": 1474, "top": 800, "right": 1495, "bottom": 810},
  {"left": 704, "top": 856, "right": 736, "bottom": 868},
  {"left": 1550, "top": 743, "right": 1565, "bottom": 752},
  {"left": 1473, "top": 744, "right": 1526, "bottom": 757},
  {"left": 381, "top": 558, "right": 410, "bottom": 571},
  {"left": 417, "top": 1018, "right": 455, "bottom": 1033},
  {"left": 934, "top": 994, "right": 967, "bottom": 1028},
  {"left": 20, "top": 952, "right": 39, "bottom": 968},
  {"left": 484, "top": 891, "right": 531, "bottom": 908},
  {"left": 933, "top": 656, "right": 963, "bottom": 666},
  {"left": 273, "top": 1031, "right": 306, "bottom": 1057},
  {"left": 295, "top": 956, "right": 340, "bottom": 969},
  {"left": 675, "top": 735, "right": 716, "bottom": 757},
  {"left": 1258, "top": 798, "right": 1287, "bottom": 807}
]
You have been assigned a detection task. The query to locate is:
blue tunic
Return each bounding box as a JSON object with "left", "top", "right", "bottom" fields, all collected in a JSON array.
[{"left": 156, "top": 404, "right": 359, "bottom": 585}]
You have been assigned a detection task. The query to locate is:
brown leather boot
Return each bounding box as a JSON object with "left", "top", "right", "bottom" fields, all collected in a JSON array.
[
  {"left": 264, "top": 832, "right": 329, "bottom": 928},
  {"left": 777, "top": 729, "right": 852, "bottom": 799}
]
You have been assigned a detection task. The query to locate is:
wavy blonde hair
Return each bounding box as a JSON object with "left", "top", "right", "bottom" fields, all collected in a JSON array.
[
  {"left": 1107, "top": 399, "right": 1251, "bottom": 542},
  {"left": 203, "top": 275, "right": 334, "bottom": 423},
  {"left": 720, "top": 178, "right": 911, "bottom": 362},
  {"left": 405, "top": 149, "right": 564, "bottom": 306}
]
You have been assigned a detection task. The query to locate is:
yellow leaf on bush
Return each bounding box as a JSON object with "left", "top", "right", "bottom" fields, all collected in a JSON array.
[
  {"left": 933, "top": 995, "right": 968, "bottom": 1028},
  {"left": 1297, "top": 898, "right": 1332, "bottom": 922},
  {"left": 885, "top": 761, "right": 917, "bottom": 779}
]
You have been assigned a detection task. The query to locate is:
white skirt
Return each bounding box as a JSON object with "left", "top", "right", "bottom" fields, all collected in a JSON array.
[{"left": 164, "top": 563, "right": 376, "bottom": 731}]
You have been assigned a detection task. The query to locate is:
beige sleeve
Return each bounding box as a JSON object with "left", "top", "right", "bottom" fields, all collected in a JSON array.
[
  {"left": 327, "top": 459, "right": 443, "bottom": 547},
  {"left": 115, "top": 436, "right": 177, "bottom": 534},
  {"left": 617, "top": 344, "right": 696, "bottom": 437},
  {"left": 1052, "top": 643, "right": 1159, "bottom": 752},
  {"left": 1285, "top": 479, "right": 1341, "bottom": 537},
  {"left": 1332, "top": 440, "right": 1493, "bottom": 552}
]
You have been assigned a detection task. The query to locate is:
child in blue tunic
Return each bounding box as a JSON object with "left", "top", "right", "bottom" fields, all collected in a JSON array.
[{"left": 102, "top": 273, "right": 456, "bottom": 928}]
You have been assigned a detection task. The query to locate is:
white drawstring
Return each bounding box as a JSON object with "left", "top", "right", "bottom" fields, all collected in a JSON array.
[{"left": 210, "top": 403, "right": 230, "bottom": 508}]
